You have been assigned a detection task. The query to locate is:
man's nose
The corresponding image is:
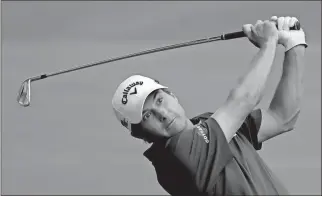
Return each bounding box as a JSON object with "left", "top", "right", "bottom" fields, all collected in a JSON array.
[{"left": 154, "top": 108, "right": 168, "bottom": 122}]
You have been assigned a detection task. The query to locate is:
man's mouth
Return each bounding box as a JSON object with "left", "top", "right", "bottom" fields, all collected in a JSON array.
[{"left": 166, "top": 118, "right": 176, "bottom": 130}]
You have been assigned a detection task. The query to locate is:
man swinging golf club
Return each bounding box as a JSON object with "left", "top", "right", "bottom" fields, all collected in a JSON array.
[{"left": 112, "top": 16, "right": 307, "bottom": 195}]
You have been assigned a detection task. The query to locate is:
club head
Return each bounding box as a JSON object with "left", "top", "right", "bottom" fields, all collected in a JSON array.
[{"left": 17, "top": 79, "right": 31, "bottom": 107}]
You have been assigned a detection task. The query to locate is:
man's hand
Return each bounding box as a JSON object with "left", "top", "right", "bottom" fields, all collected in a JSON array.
[
  {"left": 242, "top": 20, "right": 278, "bottom": 48},
  {"left": 270, "top": 16, "right": 308, "bottom": 51}
]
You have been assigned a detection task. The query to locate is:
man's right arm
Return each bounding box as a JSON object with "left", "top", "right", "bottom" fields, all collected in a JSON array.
[{"left": 212, "top": 21, "right": 278, "bottom": 142}]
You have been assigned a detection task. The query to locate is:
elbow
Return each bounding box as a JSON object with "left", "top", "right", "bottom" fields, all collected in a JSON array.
[
  {"left": 281, "top": 109, "right": 301, "bottom": 133},
  {"left": 282, "top": 124, "right": 295, "bottom": 133}
]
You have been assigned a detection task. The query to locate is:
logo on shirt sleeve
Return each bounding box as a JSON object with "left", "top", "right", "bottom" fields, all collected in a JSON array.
[{"left": 196, "top": 125, "right": 209, "bottom": 143}]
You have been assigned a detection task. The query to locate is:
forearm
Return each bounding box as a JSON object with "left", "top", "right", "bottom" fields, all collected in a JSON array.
[
  {"left": 231, "top": 41, "right": 277, "bottom": 107},
  {"left": 269, "top": 46, "right": 305, "bottom": 126}
]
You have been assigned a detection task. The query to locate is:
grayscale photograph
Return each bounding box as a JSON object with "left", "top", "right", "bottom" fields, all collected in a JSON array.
[{"left": 2, "top": 1, "right": 321, "bottom": 195}]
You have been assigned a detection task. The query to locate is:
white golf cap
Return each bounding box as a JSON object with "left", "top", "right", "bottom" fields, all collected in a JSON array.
[{"left": 112, "top": 75, "right": 167, "bottom": 131}]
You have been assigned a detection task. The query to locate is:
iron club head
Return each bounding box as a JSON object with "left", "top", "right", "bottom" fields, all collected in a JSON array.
[{"left": 17, "top": 79, "right": 31, "bottom": 107}]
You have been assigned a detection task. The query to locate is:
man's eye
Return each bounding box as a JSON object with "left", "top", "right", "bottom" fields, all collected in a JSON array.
[
  {"left": 157, "top": 97, "right": 163, "bottom": 104},
  {"left": 143, "top": 112, "right": 151, "bottom": 121}
]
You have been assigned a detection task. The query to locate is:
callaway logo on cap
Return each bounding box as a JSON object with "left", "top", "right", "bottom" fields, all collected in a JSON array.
[
  {"left": 112, "top": 75, "right": 167, "bottom": 131},
  {"left": 121, "top": 81, "right": 143, "bottom": 105}
]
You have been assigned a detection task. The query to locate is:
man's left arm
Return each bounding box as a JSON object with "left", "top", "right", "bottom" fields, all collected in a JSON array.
[{"left": 257, "top": 16, "right": 308, "bottom": 143}]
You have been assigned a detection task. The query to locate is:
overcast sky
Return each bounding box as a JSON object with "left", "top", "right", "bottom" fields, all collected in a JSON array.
[{"left": 2, "top": 1, "right": 321, "bottom": 195}]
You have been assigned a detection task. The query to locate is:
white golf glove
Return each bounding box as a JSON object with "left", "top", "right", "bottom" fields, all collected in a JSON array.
[{"left": 270, "top": 16, "right": 308, "bottom": 52}]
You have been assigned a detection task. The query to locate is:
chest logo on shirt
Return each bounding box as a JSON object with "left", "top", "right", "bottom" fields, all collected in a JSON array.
[{"left": 196, "top": 125, "right": 209, "bottom": 143}]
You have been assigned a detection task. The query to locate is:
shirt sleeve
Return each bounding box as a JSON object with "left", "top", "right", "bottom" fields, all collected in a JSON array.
[
  {"left": 237, "top": 108, "right": 263, "bottom": 150},
  {"left": 165, "top": 117, "right": 233, "bottom": 192}
]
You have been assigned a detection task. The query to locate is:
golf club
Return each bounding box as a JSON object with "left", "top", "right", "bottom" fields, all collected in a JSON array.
[{"left": 17, "top": 22, "right": 300, "bottom": 107}]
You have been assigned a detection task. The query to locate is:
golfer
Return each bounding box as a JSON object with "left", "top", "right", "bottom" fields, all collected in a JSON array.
[{"left": 112, "top": 16, "right": 307, "bottom": 195}]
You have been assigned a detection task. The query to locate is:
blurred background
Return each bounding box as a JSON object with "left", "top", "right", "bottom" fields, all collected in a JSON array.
[{"left": 1, "top": 1, "right": 321, "bottom": 195}]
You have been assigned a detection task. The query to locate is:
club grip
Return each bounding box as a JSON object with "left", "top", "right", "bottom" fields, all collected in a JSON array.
[
  {"left": 221, "top": 31, "right": 245, "bottom": 40},
  {"left": 221, "top": 21, "right": 301, "bottom": 40}
]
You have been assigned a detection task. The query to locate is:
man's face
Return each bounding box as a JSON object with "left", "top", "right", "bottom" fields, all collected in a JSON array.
[{"left": 140, "top": 89, "right": 188, "bottom": 139}]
